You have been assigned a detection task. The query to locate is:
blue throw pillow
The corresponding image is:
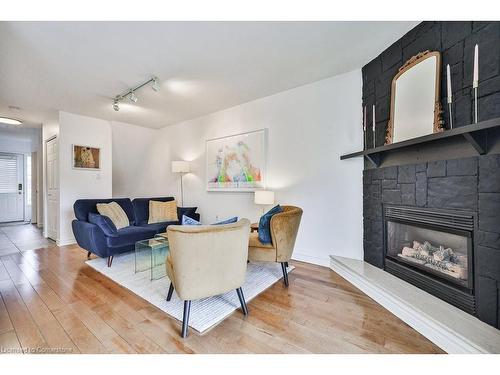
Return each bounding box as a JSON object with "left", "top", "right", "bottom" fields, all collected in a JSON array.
[
  {"left": 212, "top": 216, "right": 238, "bottom": 225},
  {"left": 88, "top": 213, "right": 118, "bottom": 237},
  {"left": 182, "top": 215, "right": 201, "bottom": 225},
  {"left": 258, "top": 205, "right": 283, "bottom": 244}
]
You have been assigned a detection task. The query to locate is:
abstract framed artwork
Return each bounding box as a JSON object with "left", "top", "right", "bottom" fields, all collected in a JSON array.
[
  {"left": 72, "top": 145, "right": 100, "bottom": 170},
  {"left": 206, "top": 129, "right": 267, "bottom": 192}
]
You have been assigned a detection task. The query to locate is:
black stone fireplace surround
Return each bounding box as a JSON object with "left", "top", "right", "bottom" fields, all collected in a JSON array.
[{"left": 361, "top": 22, "right": 500, "bottom": 330}]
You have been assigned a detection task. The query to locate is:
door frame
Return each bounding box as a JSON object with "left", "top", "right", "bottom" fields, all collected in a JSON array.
[{"left": 44, "top": 135, "right": 58, "bottom": 240}]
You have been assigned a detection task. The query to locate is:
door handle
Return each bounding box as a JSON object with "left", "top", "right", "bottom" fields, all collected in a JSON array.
[{"left": 18, "top": 183, "right": 22, "bottom": 191}]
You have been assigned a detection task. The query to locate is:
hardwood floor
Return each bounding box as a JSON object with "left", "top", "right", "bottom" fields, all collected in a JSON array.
[{"left": 0, "top": 239, "right": 444, "bottom": 353}]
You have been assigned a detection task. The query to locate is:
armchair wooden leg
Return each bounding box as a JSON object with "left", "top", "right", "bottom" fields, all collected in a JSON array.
[
  {"left": 236, "top": 287, "right": 248, "bottom": 315},
  {"left": 281, "top": 262, "right": 289, "bottom": 287},
  {"left": 166, "top": 283, "right": 174, "bottom": 301},
  {"left": 87, "top": 251, "right": 91, "bottom": 259},
  {"left": 107, "top": 256, "right": 114, "bottom": 267},
  {"left": 181, "top": 300, "right": 191, "bottom": 338}
]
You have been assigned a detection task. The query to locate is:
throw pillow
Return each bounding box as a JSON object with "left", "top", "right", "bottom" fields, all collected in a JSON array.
[
  {"left": 88, "top": 213, "right": 118, "bottom": 237},
  {"left": 148, "top": 200, "right": 178, "bottom": 224},
  {"left": 212, "top": 216, "right": 238, "bottom": 225},
  {"left": 182, "top": 215, "right": 201, "bottom": 225},
  {"left": 96, "top": 201, "right": 130, "bottom": 230},
  {"left": 258, "top": 205, "right": 283, "bottom": 244}
]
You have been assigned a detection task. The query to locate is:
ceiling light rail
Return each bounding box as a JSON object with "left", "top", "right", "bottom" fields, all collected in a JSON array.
[{"left": 113, "top": 76, "right": 159, "bottom": 111}]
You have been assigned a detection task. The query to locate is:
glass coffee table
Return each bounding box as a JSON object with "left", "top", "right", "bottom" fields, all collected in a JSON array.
[{"left": 135, "top": 236, "right": 169, "bottom": 280}]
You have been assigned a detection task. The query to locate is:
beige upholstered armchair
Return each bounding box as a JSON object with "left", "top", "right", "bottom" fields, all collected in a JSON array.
[
  {"left": 248, "top": 206, "right": 303, "bottom": 286},
  {"left": 165, "top": 219, "right": 251, "bottom": 338}
]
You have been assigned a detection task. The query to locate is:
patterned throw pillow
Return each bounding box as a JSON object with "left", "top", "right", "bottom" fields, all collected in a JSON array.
[
  {"left": 181, "top": 215, "right": 238, "bottom": 226},
  {"left": 148, "top": 200, "right": 178, "bottom": 224},
  {"left": 258, "top": 205, "right": 283, "bottom": 244},
  {"left": 182, "top": 215, "right": 201, "bottom": 225},
  {"left": 96, "top": 201, "right": 130, "bottom": 230},
  {"left": 212, "top": 216, "right": 238, "bottom": 225}
]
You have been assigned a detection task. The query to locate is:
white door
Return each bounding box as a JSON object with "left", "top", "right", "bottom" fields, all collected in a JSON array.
[
  {"left": 0, "top": 153, "right": 24, "bottom": 223},
  {"left": 46, "top": 138, "right": 59, "bottom": 240}
]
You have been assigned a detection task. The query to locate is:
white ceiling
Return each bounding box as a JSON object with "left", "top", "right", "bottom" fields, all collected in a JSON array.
[{"left": 0, "top": 21, "right": 418, "bottom": 129}]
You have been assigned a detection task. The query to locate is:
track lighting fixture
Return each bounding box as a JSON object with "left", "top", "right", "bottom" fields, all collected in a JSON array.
[
  {"left": 152, "top": 77, "right": 160, "bottom": 92},
  {"left": 112, "top": 76, "right": 159, "bottom": 111}
]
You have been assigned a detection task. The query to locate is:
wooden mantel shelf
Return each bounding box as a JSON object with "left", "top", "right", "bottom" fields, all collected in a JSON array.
[{"left": 340, "top": 117, "right": 500, "bottom": 167}]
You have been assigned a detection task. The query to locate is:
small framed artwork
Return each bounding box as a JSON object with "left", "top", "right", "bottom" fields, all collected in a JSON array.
[
  {"left": 72, "top": 145, "right": 100, "bottom": 170},
  {"left": 206, "top": 129, "right": 267, "bottom": 192}
]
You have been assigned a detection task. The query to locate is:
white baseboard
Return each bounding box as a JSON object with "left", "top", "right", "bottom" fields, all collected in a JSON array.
[
  {"left": 57, "top": 237, "right": 76, "bottom": 246},
  {"left": 292, "top": 252, "right": 330, "bottom": 267},
  {"left": 329, "top": 255, "right": 500, "bottom": 354}
]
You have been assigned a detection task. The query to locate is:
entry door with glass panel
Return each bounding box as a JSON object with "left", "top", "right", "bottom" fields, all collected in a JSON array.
[{"left": 0, "top": 153, "right": 24, "bottom": 222}]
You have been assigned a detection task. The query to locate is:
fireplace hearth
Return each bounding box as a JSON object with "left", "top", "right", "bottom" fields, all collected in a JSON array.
[{"left": 384, "top": 206, "right": 475, "bottom": 314}]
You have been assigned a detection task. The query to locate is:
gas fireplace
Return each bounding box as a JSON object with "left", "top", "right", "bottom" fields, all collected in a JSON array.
[{"left": 384, "top": 206, "right": 476, "bottom": 314}]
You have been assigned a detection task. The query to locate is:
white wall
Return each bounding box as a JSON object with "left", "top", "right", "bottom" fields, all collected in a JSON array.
[
  {"left": 111, "top": 121, "right": 165, "bottom": 198},
  {"left": 58, "top": 112, "right": 112, "bottom": 245},
  {"left": 142, "top": 70, "right": 364, "bottom": 265},
  {"left": 0, "top": 128, "right": 39, "bottom": 154}
]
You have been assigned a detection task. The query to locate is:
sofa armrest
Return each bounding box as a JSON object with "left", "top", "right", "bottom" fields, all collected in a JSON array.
[
  {"left": 72, "top": 220, "right": 110, "bottom": 258},
  {"left": 88, "top": 213, "right": 118, "bottom": 237}
]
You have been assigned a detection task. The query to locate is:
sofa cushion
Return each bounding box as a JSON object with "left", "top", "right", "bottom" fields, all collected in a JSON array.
[
  {"left": 148, "top": 200, "right": 178, "bottom": 224},
  {"left": 97, "top": 201, "right": 130, "bottom": 230},
  {"left": 132, "top": 197, "right": 175, "bottom": 225},
  {"left": 106, "top": 226, "right": 157, "bottom": 248},
  {"left": 258, "top": 205, "right": 283, "bottom": 244},
  {"left": 74, "top": 198, "right": 135, "bottom": 225},
  {"left": 248, "top": 232, "right": 274, "bottom": 249},
  {"left": 139, "top": 221, "right": 180, "bottom": 234},
  {"left": 88, "top": 213, "right": 118, "bottom": 237}
]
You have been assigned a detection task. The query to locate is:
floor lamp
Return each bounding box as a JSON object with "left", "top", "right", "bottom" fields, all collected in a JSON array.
[
  {"left": 254, "top": 190, "right": 275, "bottom": 216},
  {"left": 171, "top": 161, "right": 190, "bottom": 207}
]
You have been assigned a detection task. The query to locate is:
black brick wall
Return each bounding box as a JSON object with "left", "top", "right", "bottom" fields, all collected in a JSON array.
[
  {"left": 363, "top": 155, "right": 500, "bottom": 329},
  {"left": 362, "top": 21, "right": 500, "bottom": 148},
  {"left": 362, "top": 22, "right": 500, "bottom": 329}
]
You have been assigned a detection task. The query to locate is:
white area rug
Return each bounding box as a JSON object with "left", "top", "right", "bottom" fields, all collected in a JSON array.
[{"left": 86, "top": 253, "right": 293, "bottom": 334}]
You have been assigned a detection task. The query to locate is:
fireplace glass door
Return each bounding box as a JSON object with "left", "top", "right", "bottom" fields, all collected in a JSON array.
[{"left": 386, "top": 221, "right": 471, "bottom": 288}]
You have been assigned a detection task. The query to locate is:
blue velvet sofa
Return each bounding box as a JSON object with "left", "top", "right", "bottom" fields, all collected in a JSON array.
[{"left": 72, "top": 197, "right": 199, "bottom": 266}]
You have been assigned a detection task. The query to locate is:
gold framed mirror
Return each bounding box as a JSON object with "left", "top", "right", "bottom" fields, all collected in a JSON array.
[{"left": 385, "top": 50, "right": 444, "bottom": 145}]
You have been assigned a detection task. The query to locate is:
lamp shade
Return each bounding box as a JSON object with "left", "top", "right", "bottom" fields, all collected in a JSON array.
[
  {"left": 171, "top": 160, "right": 190, "bottom": 173},
  {"left": 254, "top": 190, "right": 275, "bottom": 205}
]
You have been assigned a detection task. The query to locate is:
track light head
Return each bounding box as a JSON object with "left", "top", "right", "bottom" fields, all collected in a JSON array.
[
  {"left": 112, "top": 75, "right": 158, "bottom": 111},
  {"left": 152, "top": 77, "right": 160, "bottom": 92}
]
